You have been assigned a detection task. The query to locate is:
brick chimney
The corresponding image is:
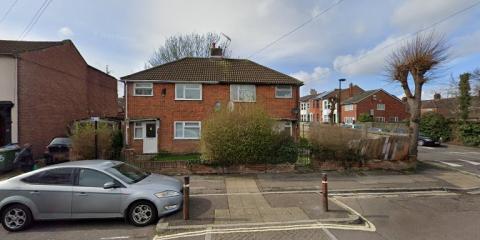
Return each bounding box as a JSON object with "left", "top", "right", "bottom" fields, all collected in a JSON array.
[
  {"left": 310, "top": 89, "right": 317, "bottom": 95},
  {"left": 210, "top": 42, "right": 223, "bottom": 58},
  {"left": 433, "top": 93, "right": 441, "bottom": 100}
]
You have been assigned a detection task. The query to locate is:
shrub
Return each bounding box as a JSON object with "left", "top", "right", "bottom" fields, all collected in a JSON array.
[
  {"left": 201, "top": 105, "right": 296, "bottom": 165},
  {"left": 358, "top": 113, "right": 373, "bottom": 122},
  {"left": 269, "top": 132, "right": 298, "bottom": 164},
  {"left": 458, "top": 122, "right": 480, "bottom": 146},
  {"left": 420, "top": 112, "right": 451, "bottom": 141},
  {"left": 70, "top": 122, "right": 116, "bottom": 159},
  {"left": 308, "top": 123, "right": 364, "bottom": 164}
]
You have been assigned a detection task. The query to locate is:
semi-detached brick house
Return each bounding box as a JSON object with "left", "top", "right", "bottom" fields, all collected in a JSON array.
[
  {"left": 340, "top": 89, "right": 409, "bottom": 124},
  {"left": 121, "top": 49, "right": 303, "bottom": 154},
  {"left": 0, "top": 40, "right": 118, "bottom": 157}
]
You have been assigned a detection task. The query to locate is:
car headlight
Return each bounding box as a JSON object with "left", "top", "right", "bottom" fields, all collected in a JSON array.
[{"left": 155, "top": 190, "right": 180, "bottom": 198}]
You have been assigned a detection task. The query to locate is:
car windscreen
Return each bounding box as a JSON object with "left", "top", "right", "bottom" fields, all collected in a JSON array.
[
  {"left": 105, "top": 163, "right": 150, "bottom": 184},
  {"left": 50, "top": 138, "right": 71, "bottom": 145}
]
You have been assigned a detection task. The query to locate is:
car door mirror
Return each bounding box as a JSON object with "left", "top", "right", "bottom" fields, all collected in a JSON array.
[{"left": 103, "top": 181, "right": 118, "bottom": 189}]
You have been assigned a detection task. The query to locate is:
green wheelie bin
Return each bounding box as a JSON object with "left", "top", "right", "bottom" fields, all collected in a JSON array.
[{"left": 0, "top": 144, "right": 21, "bottom": 172}]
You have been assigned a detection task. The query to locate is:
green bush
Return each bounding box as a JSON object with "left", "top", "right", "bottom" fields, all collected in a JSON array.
[
  {"left": 201, "top": 105, "right": 297, "bottom": 165},
  {"left": 70, "top": 122, "right": 117, "bottom": 159},
  {"left": 420, "top": 112, "right": 451, "bottom": 141},
  {"left": 268, "top": 132, "right": 298, "bottom": 164},
  {"left": 358, "top": 113, "right": 373, "bottom": 122},
  {"left": 458, "top": 122, "right": 480, "bottom": 146}
]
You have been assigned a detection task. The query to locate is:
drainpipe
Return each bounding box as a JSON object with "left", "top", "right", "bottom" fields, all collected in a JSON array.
[{"left": 124, "top": 80, "right": 128, "bottom": 146}]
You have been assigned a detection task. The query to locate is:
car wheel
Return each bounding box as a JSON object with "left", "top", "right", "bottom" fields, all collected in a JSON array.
[
  {"left": 418, "top": 140, "right": 425, "bottom": 146},
  {"left": 1, "top": 204, "right": 33, "bottom": 232},
  {"left": 128, "top": 201, "right": 157, "bottom": 227}
]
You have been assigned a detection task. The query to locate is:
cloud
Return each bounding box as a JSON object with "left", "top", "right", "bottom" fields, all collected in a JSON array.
[
  {"left": 452, "top": 30, "right": 480, "bottom": 58},
  {"left": 333, "top": 35, "right": 408, "bottom": 76},
  {"left": 58, "top": 27, "right": 73, "bottom": 37},
  {"left": 290, "top": 66, "right": 330, "bottom": 84},
  {"left": 391, "top": 0, "right": 477, "bottom": 32}
]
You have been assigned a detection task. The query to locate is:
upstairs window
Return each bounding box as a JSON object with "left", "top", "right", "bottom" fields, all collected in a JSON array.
[
  {"left": 175, "top": 84, "right": 202, "bottom": 100},
  {"left": 377, "top": 103, "right": 385, "bottom": 111},
  {"left": 134, "top": 83, "right": 153, "bottom": 96},
  {"left": 231, "top": 85, "right": 256, "bottom": 102},
  {"left": 344, "top": 104, "right": 354, "bottom": 111},
  {"left": 275, "top": 85, "right": 292, "bottom": 98}
]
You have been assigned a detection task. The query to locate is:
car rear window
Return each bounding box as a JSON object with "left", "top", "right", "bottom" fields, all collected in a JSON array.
[{"left": 23, "top": 168, "right": 74, "bottom": 185}]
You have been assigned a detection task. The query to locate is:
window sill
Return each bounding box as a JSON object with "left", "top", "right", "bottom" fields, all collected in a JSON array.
[
  {"left": 174, "top": 98, "right": 203, "bottom": 101},
  {"left": 133, "top": 95, "right": 154, "bottom": 97},
  {"left": 231, "top": 100, "right": 256, "bottom": 103},
  {"left": 173, "top": 138, "right": 200, "bottom": 140},
  {"left": 275, "top": 96, "right": 293, "bottom": 99}
]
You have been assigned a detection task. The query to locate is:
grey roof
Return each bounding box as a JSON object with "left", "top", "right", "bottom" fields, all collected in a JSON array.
[
  {"left": 0, "top": 39, "right": 67, "bottom": 55},
  {"left": 342, "top": 90, "right": 380, "bottom": 105},
  {"left": 121, "top": 57, "right": 303, "bottom": 85},
  {"left": 300, "top": 91, "right": 325, "bottom": 102}
]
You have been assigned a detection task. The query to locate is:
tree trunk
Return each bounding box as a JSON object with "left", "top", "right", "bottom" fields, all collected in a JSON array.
[{"left": 407, "top": 85, "right": 423, "bottom": 162}]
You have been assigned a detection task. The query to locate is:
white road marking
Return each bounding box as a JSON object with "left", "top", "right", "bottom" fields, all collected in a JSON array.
[
  {"left": 322, "top": 228, "right": 339, "bottom": 240},
  {"left": 439, "top": 161, "right": 462, "bottom": 167},
  {"left": 204, "top": 227, "right": 212, "bottom": 240},
  {"left": 458, "top": 159, "right": 480, "bottom": 165},
  {"left": 100, "top": 236, "right": 130, "bottom": 240},
  {"left": 421, "top": 146, "right": 435, "bottom": 150},
  {"left": 154, "top": 222, "right": 374, "bottom": 240}
]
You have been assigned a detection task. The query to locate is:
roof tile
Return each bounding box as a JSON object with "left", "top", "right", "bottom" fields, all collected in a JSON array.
[{"left": 121, "top": 57, "right": 303, "bottom": 85}]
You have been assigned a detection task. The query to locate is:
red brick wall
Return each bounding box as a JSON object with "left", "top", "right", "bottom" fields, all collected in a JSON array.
[
  {"left": 126, "top": 83, "right": 300, "bottom": 153},
  {"left": 341, "top": 90, "right": 409, "bottom": 123},
  {"left": 17, "top": 42, "right": 117, "bottom": 157},
  {"left": 86, "top": 67, "right": 118, "bottom": 117}
]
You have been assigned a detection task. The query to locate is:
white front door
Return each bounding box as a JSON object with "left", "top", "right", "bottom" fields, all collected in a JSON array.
[{"left": 143, "top": 121, "right": 158, "bottom": 154}]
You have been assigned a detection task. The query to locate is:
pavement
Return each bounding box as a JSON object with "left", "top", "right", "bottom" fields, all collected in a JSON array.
[
  {"left": 419, "top": 144, "right": 480, "bottom": 177},
  {"left": 1, "top": 143, "right": 480, "bottom": 240}
]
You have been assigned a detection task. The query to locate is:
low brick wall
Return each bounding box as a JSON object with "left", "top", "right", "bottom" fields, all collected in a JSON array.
[
  {"left": 125, "top": 159, "right": 295, "bottom": 175},
  {"left": 313, "top": 159, "right": 416, "bottom": 171}
]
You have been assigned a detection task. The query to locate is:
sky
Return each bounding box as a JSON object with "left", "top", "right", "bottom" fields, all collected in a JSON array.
[{"left": 1, "top": 0, "right": 479, "bottom": 99}]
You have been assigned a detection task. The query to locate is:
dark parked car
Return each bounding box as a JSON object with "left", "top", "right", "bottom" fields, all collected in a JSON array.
[
  {"left": 418, "top": 134, "right": 441, "bottom": 146},
  {"left": 43, "top": 137, "right": 72, "bottom": 165}
]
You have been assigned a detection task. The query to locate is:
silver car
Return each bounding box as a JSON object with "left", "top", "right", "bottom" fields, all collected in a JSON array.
[{"left": 0, "top": 160, "right": 183, "bottom": 232}]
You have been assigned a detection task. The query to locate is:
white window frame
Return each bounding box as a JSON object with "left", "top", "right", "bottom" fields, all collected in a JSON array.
[
  {"left": 230, "top": 84, "right": 256, "bottom": 102},
  {"left": 133, "top": 83, "right": 153, "bottom": 96},
  {"left": 377, "top": 103, "right": 385, "bottom": 111},
  {"left": 275, "top": 85, "right": 292, "bottom": 98},
  {"left": 344, "top": 104, "right": 354, "bottom": 111},
  {"left": 375, "top": 117, "right": 385, "bottom": 122},
  {"left": 174, "top": 121, "right": 201, "bottom": 140},
  {"left": 133, "top": 122, "right": 144, "bottom": 139},
  {"left": 175, "top": 83, "right": 202, "bottom": 100}
]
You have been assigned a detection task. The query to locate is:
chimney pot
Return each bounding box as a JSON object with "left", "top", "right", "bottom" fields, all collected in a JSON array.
[
  {"left": 310, "top": 89, "right": 317, "bottom": 95},
  {"left": 433, "top": 93, "right": 441, "bottom": 100},
  {"left": 210, "top": 43, "right": 223, "bottom": 58}
]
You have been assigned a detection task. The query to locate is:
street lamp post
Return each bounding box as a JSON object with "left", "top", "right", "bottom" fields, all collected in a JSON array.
[{"left": 338, "top": 78, "right": 346, "bottom": 125}]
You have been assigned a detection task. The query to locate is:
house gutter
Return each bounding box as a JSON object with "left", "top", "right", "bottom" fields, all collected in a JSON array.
[{"left": 120, "top": 79, "right": 220, "bottom": 84}]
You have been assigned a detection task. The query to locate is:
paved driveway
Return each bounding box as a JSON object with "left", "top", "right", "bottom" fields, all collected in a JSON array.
[{"left": 419, "top": 144, "right": 480, "bottom": 177}]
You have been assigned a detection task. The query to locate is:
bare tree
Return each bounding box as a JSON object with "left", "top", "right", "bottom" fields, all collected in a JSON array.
[
  {"left": 473, "top": 68, "right": 480, "bottom": 96},
  {"left": 147, "top": 32, "right": 232, "bottom": 67},
  {"left": 386, "top": 33, "right": 449, "bottom": 161}
]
